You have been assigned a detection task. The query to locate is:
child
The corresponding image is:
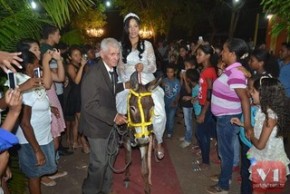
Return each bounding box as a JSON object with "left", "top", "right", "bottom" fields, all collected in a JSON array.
[
  {"left": 162, "top": 65, "right": 181, "bottom": 138},
  {"left": 209, "top": 38, "right": 251, "bottom": 193},
  {"left": 186, "top": 69, "right": 201, "bottom": 117},
  {"left": 194, "top": 44, "right": 217, "bottom": 171},
  {"left": 179, "top": 57, "right": 195, "bottom": 148},
  {"left": 232, "top": 77, "right": 290, "bottom": 194},
  {"left": 185, "top": 68, "right": 201, "bottom": 156},
  {"left": 248, "top": 48, "right": 280, "bottom": 78},
  {"left": 231, "top": 76, "right": 259, "bottom": 194}
]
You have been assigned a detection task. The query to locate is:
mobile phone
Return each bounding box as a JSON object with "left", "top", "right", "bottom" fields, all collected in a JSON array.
[
  {"left": 82, "top": 54, "right": 88, "bottom": 61},
  {"left": 34, "top": 67, "right": 41, "bottom": 78},
  {"left": 198, "top": 36, "right": 203, "bottom": 41},
  {"left": 181, "top": 69, "right": 186, "bottom": 73},
  {"left": 7, "top": 70, "right": 17, "bottom": 89}
]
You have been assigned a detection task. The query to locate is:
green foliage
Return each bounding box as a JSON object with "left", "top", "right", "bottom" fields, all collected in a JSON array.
[
  {"left": 0, "top": 0, "right": 103, "bottom": 51},
  {"left": 0, "top": 1, "right": 50, "bottom": 51},
  {"left": 72, "top": 7, "right": 107, "bottom": 35},
  {"left": 37, "top": 0, "right": 95, "bottom": 28},
  {"left": 61, "top": 29, "right": 84, "bottom": 45},
  {"left": 261, "top": 0, "right": 290, "bottom": 37}
]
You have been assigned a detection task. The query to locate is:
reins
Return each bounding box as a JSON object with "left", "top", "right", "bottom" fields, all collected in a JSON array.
[{"left": 107, "top": 124, "right": 131, "bottom": 173}]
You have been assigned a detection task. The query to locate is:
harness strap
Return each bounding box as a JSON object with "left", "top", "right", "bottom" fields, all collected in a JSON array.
[{"left": 127, "top": 89, "right": 153, "bottom": 138}]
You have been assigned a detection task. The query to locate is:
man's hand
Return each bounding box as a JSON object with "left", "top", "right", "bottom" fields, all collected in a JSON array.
[
  {"left": 0, "top": 51, "right": 23, "bottom": 73},
  {"left": 114, "top": 113, "right": 127, "bottom": 125}
]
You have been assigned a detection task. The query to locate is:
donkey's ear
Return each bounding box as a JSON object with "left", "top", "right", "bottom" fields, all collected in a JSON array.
[
  {"left": 146, "top": 76, "right": 162, "bottom": 91},
  {"left": 130, "top": 71, "right": 139, "bottom": 91}
]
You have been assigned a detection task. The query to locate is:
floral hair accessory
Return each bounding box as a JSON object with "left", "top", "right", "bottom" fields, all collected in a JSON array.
[
  {"left": 259, "top": 75, "right": 273, "bottom": 86},
  {"left": 123, "top": 13, "right": 140, "bottom": 23},
  {"left": 240, "top": 53, "right": 249, "bottom": 59}
]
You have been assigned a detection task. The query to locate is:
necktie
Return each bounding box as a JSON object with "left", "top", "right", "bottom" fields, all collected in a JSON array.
[{"left": 109, "top": 71, "right": 115, "bottom": 94}]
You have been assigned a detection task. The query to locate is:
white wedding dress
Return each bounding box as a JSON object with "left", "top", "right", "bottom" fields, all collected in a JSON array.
[{"left": 116, "top": 40, "right": 166, "bottom": 144}]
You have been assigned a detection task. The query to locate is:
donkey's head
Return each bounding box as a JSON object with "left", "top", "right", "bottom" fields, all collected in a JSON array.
[{"left": 127, "top": 72, "right": 162, "bottom": 145}]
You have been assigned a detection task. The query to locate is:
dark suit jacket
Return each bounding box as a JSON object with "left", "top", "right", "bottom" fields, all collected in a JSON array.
[{"left": 79, "top": 60, "right": 124, "bottom": 138}]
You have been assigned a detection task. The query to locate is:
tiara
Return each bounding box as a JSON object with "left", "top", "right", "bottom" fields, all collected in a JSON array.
[{"left": 123, "top": 13, "right": 140, "bottom": 23}]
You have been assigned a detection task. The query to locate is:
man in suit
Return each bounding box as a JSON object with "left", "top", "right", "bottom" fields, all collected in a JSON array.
[{"left": 80, "top": 38, "right": 127, "bottom": 194}]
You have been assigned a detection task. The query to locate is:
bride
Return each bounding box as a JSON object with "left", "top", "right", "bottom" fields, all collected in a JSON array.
[{"left": 116, "top": 13, "right": 166, "bottom": 160}]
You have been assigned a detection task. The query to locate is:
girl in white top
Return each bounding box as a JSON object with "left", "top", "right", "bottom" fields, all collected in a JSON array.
[
  {"left": 232, "top": 77, "right": 290, "bottom": 194},
  {"left": 116, "top": 13, "right": 166, "bottom": 160},
  {"left": 16, "top": 51, "right": 57, "bottom": 194}
]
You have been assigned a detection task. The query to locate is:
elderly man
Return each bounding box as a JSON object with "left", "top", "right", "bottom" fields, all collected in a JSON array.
[{"left": 80, "top": 38, "right": 127, "bottom": 194}]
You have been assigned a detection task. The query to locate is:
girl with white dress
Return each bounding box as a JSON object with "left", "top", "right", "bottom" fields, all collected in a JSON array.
[
  {"left": 116, "top": 13, "right": 166, "bottom": 160},
  {"left": 232, "top": 76, "right": 290, "bottom": 194}
]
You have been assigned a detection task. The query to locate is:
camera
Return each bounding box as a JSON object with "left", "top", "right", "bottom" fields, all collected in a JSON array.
[
  {"left": 7, "top": 70, "right": 17, "bottom": 89},
  {"left": 34, "top": 67, "right": 41, "bottom": 78}
]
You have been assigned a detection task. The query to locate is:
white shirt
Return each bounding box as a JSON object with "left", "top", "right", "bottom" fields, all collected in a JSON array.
[{"left": 15, "top": 74, "right": 52, "bottom": 145}]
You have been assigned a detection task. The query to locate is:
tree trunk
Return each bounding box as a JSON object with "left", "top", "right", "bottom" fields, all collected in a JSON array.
[{"left": 229, "top": 11, "right": 236, "bottom": 38}]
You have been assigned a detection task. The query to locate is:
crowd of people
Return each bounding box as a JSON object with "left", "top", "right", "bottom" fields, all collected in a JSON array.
[{"left": 0, "top": 11, "right": 290, "bottom": 194}]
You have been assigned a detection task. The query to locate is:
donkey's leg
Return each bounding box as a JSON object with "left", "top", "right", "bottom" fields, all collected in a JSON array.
[
  {"left": 124, "top": 137, "right": 132, "bottom": 188},
  {"left": 140, "top": 145, "right": 151, "bottom": 194}
]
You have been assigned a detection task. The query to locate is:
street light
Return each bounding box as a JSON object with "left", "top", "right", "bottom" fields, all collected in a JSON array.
[
  {"left": 266, "top": 14, "right": 273, "bottom": 20},
  {"left": 30, "top": 0, "right": 37, "bottom": 9},
  {"left": 105, "top": 1, "right": 111, "bottom": 8}
]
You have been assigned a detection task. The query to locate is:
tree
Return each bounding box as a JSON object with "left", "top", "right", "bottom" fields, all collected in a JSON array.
[
  {"left": 261, "top": 0, "right": 290, "bottom": 38},
  {"left": 0, "top": 0, "right": 105, "bottom": 50},
  {"left": 113, "top": 0, "right": 180, "bottom": 38}
]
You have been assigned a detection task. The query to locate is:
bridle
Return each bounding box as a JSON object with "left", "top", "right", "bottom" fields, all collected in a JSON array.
[{"left": 127, "top": 89, "right": 154, "bottom": 139}]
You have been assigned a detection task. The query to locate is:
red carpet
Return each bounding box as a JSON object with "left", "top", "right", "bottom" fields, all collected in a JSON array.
[{"left": 113, "top": 143, "right": 182, "bottom": 194}]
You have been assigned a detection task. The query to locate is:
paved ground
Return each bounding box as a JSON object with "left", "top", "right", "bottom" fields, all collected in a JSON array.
[{"left": 42, "top": 113, "right": 290, "bottom": 194}]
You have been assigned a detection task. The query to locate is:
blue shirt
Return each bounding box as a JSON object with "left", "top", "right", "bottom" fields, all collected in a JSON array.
[
  {"left": 278, "top": 60, "right": 290, "bottom": 97},
  {"left": 162, "top": 77, "right": 181, "bottom": 107},
  {"left": 192, "top": 84, "right": 201, "bottom": 116}
]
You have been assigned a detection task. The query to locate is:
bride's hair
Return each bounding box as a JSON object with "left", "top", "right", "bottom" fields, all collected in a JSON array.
[{"left": 121, "top": 16, "right": 145, "bottom": 63}]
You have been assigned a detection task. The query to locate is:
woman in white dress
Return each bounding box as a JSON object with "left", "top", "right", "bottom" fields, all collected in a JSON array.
[{"left": 116, "top": 13, "right": 166, "bottom": 160}]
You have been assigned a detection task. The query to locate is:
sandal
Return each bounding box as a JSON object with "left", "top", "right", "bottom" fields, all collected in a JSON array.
[
  {"left": 41, "top": 177, "right": 56, "bottom": 187},
  {"left": 192, "top": 159, "right": 201, "bottom": 165},
  {"left": 192, "top": 162, "right": 209, "bottom": 172},
  {"left": 154, "top": 146, "right": 165, "bottom": 161},
  {"left": 192, "top": 163, "right": 202, "bottom": 172},
  {"left": 156, "top": 151, "right": 164, "bottom": 160}
]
